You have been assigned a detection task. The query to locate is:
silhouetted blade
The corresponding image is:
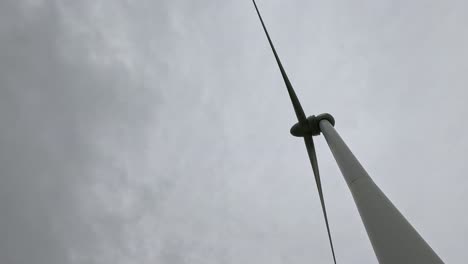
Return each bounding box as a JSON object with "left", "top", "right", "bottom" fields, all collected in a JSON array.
[
  {"left": 252, "top": 1, "right": 337, "bottom": 262},
  {"left": 252, "top": 0, "right": 306, "bottom": 123},
  {"left": 304, "top": 136, "right": 337, "bottom": 264}
]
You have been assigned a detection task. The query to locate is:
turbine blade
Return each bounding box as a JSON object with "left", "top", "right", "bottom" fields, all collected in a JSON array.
[
  {"left": 252, "top": 0, "right": 307, "bottom": 123},
  {"left": 304, "top": 136, "right": 337, "bottom": 264}
]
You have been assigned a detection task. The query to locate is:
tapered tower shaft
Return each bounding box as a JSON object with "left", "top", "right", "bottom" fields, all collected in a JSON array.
[{"left": 319, "top": 120, "right": 444, "bottom": 264}]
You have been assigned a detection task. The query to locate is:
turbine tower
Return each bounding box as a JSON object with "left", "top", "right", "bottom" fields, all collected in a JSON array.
[{"left": 252, "top": 1, "right": 444, "bottom": 263}]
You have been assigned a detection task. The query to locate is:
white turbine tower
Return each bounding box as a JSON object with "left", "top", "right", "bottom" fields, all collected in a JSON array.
[{"left": 252, "top": 1, "right": 445, "bottom": 263}]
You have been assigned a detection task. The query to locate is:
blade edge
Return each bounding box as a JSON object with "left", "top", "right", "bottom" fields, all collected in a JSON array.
[
  {"left": 304, "top": 136, "right": 337, "bottom": 264},
  {"left": 252, "top": 0, "right": 307, "bottom": 122}
]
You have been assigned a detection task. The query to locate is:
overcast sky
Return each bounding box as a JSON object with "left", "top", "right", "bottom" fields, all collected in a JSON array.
[{"left": 1, "top": 0, "right": 467, "bottom": 263}]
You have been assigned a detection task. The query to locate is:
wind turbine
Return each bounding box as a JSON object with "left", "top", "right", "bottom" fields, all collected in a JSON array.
[{"left": 251, "top": 1, "right": 445, "bottom": 263}]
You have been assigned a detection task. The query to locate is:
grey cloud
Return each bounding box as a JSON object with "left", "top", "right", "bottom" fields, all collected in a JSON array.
[{"left": 1, "top": 0, "right": 467, "bottom": 263}]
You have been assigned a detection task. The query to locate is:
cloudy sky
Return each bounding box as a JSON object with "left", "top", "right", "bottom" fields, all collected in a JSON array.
[{"left": 1, "top": 0, "right": 467, "bottom": 263}]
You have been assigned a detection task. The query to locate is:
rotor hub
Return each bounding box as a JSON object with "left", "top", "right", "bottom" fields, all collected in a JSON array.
[{"left": 290, "top": 113, "right": 335, "bottom": 137}]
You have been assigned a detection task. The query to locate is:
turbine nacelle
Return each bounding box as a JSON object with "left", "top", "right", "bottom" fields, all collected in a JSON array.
[{"left": 290, "top": 113, "right": 335, "bottom": 137}]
